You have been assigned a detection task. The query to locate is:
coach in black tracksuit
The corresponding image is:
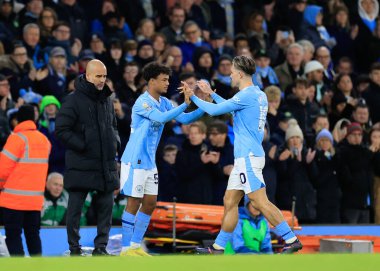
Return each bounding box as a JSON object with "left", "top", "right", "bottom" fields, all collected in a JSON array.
[{"left": 56, "top": 60, "right": 120, "bottom": 256}]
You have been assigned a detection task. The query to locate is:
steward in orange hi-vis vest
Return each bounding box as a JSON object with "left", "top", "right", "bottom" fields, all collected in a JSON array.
[{"left": 0, "top": 120, "right": 51, "bottom": 211}]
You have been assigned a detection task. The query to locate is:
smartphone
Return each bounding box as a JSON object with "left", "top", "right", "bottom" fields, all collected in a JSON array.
[{"left": 282, "top": 31, "right": 289, "bottom": 39}]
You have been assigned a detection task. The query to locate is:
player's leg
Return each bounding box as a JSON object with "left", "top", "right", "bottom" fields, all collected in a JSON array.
[
  {"left": 246, "top": 156, "right": 302, "bottom": 253},
  {"left": 128, "top": 169, "right": 158, "bottom": 255},
  {"left": 119, "top": 163, "right": 145, "bottom": 253}
]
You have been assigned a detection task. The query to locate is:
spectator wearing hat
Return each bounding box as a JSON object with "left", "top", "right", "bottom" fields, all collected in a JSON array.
[
  {"left": 160, "top": 4, "right": 186, "bottom": 45},
  {"left": 211, "top": 54, "right": 234, "bottom": 99},
  {"left": 308, "top": 129, "right": 341, "bottom": 223},
  {"left": 209, "top": 29, "right": 234, "bottom": 62},
  {"left": 253, "top": 49, "right": 279, "bottom": 90},
  {"left": 363, "top": 62, "right": 380, "bottom": 124},
  {"left": 328, "top": 90, "right": 353, "bottom": 129},
  {"left": 34, "top": 46, "right": 68, "bottom": 101},
  {"left": 0, "top": 41, "right": 36, "bottom": 101},
  {"left": 270, "top": 111, "right": 293, "bottom": 147},
  {"left": 89, "top": 33, "right": 107, "bottom": 62},
  {"left": 304, "top": 60, "right": 330, "bottom": 107},
  {"left": 276, "top": 120, "right": 317, "bottom": 223},
  {"left": 134, "top": 39, "right": 155, "bottom": 68},
  {"left": 337, "top": 122, "right": 373, "bottom": 223},
  {"left": 77, "top": 49, "right": 95, "bottom": 74},
  {"left": 274, "top": 43, "right": 304, "bottom": 93},
  {"left": 0, "top": 104, "right": 51, "bottom": 256},
  {"left": 102, "top": 11, "right": 130, "bottom": 43}
]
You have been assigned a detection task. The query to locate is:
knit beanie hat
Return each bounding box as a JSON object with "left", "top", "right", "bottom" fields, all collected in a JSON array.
[
  {"left": 304, "top": 60, "right": 324, "bottom": 75},
  {"left": 316, "top": 128, "right": 333, "bottom": 144},
  {"left": 286, "top": 119, "right": 304, "bottom": 141},
  {"left": 17, "top": 104, "right": 35, "bottom": 123}
]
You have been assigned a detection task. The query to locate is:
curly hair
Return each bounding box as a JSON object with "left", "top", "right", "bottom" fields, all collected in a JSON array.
[{"left": 142, "top": 62, "right": 172, "bottom": 82}]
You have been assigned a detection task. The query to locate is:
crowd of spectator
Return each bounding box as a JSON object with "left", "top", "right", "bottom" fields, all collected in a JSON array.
[{"left": 1, "top": 0, "right": 380, "bottom": 226}]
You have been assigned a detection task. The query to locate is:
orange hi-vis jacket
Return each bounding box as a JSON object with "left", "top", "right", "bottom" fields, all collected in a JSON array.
[{"left": 0, "top": 120, "right": 51, "bottom": 211}]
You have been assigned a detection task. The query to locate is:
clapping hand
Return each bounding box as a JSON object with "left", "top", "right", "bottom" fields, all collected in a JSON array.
[{"left": 178, "top": 81, "right": 194, "bottom": 105}]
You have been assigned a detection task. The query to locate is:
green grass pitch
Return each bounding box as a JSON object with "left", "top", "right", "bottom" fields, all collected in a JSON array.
[{"left": 1, "top": 254, "right": 380, "bottom": 271}]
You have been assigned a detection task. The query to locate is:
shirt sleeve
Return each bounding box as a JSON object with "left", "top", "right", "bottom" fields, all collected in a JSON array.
[
  {"left": 164, "top": 99, "right": 204, "bottom": 124},
  {"left": 190, "top": 93, "right": 244, "bottom": 116},
  {"left": 135, "top": 98, "right": 188, "bottom": 123},
  {"left": 211, "top": 92, "right": 226, "bottom": 104}
]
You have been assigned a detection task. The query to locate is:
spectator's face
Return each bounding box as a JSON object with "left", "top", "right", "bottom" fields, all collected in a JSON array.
[
  {"left": 41, "top": 10, "right": 55, "bottom": 28},
  {"left": 315, "top": 12, "right": 323, "bottom": 26},
  {"left": 62, "top": 0, "right": 76, "bottom": 6},
  {"left": 50, "top": 55, "right": 66, "bottom": 71},
  {"left": 307, "top": 85, "right": 316, "bottom": 101},
  {"left": 163, "top": 150, "right": 177, "bottom": 165},
  {"left": 123, "top": 65, "right": 138, "bottom": 83},
  {"left": 183, "top": 76, "right": 197, "bottom": 90},
  {"left": 46, "top": 176, "right": 64, "bottom": 198},
  {"left": 370, "top": 69, "right": 380, "bottom": 86},
  {"left": 309, "top": 69, "right": 324, "bottom": 83},
  {"left": 11, "top": 47, "right": 28, "bottom": 66},
  {"left": 170, "top": 8, "right": 185, "bottom": 28},
  {"left": 0, "top": 79, "right": 10, "bottom": 97},
  {"left": 44, "top": 104, "right": 58, "bottom": 117},
  {"left": 316, "top": 48, "right": 330, "bottom": 69},
  {"left": 1, "top": 2, "right": 13, "bottom": 17},
  {"left": 168, "top": 47, "right": 182, "bottom": 68},
  {"left": 255, "top": 56, "right": 270, "bottom": 68},
  {"left": 371, "top": 130, "right": 380, "bottom": 147},
  {"left": 353, "top": 108, "right": 369, "bottom": 124},
  {"left": 90, "top": 38, "right": 105, "bottom": 53},
  {"left": 338, "top": 75, "right": 353, "bottom": 93},
  {"left": 318, "top": 137, "right": 332, "bottom": 152},
  {"left": 303, "top": 47, "right": 314, "bottom": 63},
  {"left": 249, "top": 14, "right": 264, "bottom": 32},
  {"left": 286, "top": 47, "right": 303, "bottom": 67},
  {"left": 347, "top": 131, "right": 363, "bottom": 145},
  {"left": 28, "top": 0, "right": 43, "bottom": 16},
  {"left": 184, "top": 24, "right": 201, "bottom": 43},
  {"left": 335, "top": 10, "right": 348, "bottom": 26},
  {"left": 268, "top": 98, "right": 281, "bottom": 110},
  {"left": 138, "top": 45, "right": 154, "bottom": 59},
  {"left": 110, "top": 47, "right": 122, "bottom": 60},
  {"left": 293, "top": 84, "right": 308, "bottom": 102},
  {"left": 188, "top": 126, "right": 206, "bottom": 145},
  {"left": 141, "top": 21, "right": 155, "bottom": 38},
  {"left": 239, "top": 47, "right": 252, "bottom": 58},
  {"left": 288, "top": 136, "right": 302, "bottom": 149},
  {"left": 337, "top": 61, "right": 352, "bottom": 75},
  {"left": 198, "top": 53, "right": 212, "bottom": 68},
  {"left": 361, "top": 0, "right": 376, "bottom": 14},
  {"left": 235, "top": 40, "right": 249, "bottom": 53},
  {"left": 218, "top": 59, "right": 232, "bottom": 76},
  {"left": 53, "top": 25, "right": 70, "bottom": 41},
  {"left": 23, "top": 27, "right": 40, "bottom": 47},
  {"left": 208, "top": 129, "right": 226, "bottom": 147},
  {"left": 153, "top": 36, "right": 166, "bottom": 53},
  {"left": 102, "top": 1, "right": 115, "bottom": 15},
  {"left": 313, "top": 117, "right": 329, "bottom": 132}
]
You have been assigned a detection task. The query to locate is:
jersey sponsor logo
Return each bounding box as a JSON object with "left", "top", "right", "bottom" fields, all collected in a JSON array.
[
  {"left": 142, "top": 102, "right": 152, "bottom": 111},
  {"left": 151, "top": 121, "right": 162, "bottom": 131}
]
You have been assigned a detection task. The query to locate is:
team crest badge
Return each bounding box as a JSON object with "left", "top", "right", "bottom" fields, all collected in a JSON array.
[{"left": 142, "top": 102, "right": 152, "bottom": 111}]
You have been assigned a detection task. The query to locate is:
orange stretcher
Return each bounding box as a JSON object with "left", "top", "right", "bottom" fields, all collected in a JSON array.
[{"left": 148, "top": 201, "right": 301, "bottom": 233}]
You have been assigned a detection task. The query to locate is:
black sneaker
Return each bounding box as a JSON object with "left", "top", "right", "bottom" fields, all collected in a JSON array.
[
  {"left": 92, "top": 247, "right": 113, "bottom": 256},
  {"left": 70, "top": 247, "right": 84, "bottom": 256},
  {"left": 282, "top": 239, "right": 303, "bottom": 254},
  {"left": 195, "top": 246, "right": 224, "bottom": 255}
]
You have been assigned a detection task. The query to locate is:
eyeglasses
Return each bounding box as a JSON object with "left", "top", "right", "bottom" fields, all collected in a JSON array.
[
  {"left": 13, "top": 52, "right": 27, "bottom": 57},
  {"left": 209, "top": 132, "right": 221, "bottom": 136},
  {"left": 185, "top": 30, "right": 198, "bottom": 35},
  {"left": 0, "top": 82, "right": 10, "bottom": 87},
  {"left": 55, "top": 29, "right": 70, "bottom": 34}
]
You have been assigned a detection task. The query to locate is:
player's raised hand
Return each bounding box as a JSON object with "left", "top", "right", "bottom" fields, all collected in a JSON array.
[
  {"left": 179, "top": 81, "right": 194, "bottom": 105},
  {"left": 196, "top": 80, "right": 214, "bottom": 96}
]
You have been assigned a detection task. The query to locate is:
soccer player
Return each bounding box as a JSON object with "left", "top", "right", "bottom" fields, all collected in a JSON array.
[
  {"left": 187, "top": 56, "right": 302, "bottom": 254},
  {"left": 119, "top": 62, "right": 204, "bottom": 256}
]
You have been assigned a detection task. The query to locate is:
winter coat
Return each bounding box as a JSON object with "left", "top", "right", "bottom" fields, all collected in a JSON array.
[
  {"left": 55, "top": 75, "right": 120, "bottom": 192},
  {"left": 308, "top": 150, "right": 341, "bottom": 223},
  {"left": 363, "top": 82, "right": 380, "bottom": 124},
  {"left": 337, "top": 142, "right": 373, "bottom": 209}
]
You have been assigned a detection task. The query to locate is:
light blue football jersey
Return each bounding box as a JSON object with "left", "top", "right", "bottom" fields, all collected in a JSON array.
[
  {"left": 121, "top": 91, "right": 203, "bottom": 169},
  {"left": 191, "top": 85, "right": 268, "bottom": 158}
]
